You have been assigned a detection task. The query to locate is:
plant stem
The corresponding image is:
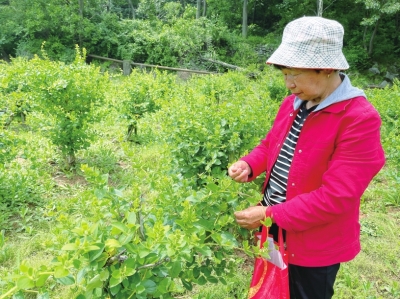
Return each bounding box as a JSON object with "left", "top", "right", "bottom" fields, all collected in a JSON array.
[{"left": 0, "top": 286, "right": 18, "bottom": 299}]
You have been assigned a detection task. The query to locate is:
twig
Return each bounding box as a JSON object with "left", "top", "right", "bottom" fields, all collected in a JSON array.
[
  {"left": 136, "top": 256, "right": 170, "bottom": 270},
  {"left": 0, "top": 286, "right": 18, "bottom": 299},
  {"left": 105, "top": 249, "right": 128, "bottom": 266}
]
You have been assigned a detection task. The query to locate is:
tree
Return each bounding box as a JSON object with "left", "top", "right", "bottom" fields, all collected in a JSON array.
[
  {"left": 317, "top": 0, "right": 323, "bottom": 16},
  {"left": 127, "top": 0, "right": 136, "bottom": 19},
  {"left": 196, "top": 0, "right": 206, "bottom": 19},
  {"left": 196, "top": 0, "right": 201, "bottom": 18},
  {"left": 242, "top": 0, "right": 248, "bottom": 37},
  {"left": 355, "top": 0, "right": 400, "bottom": 56}
]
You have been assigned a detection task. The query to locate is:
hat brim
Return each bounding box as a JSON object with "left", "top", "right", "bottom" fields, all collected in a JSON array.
[{"left": 266, "top": 43, "right": 349, "bottom": 70}]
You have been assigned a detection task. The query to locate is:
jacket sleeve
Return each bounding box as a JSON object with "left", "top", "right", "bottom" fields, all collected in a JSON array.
[
  {"left": 271, "top": 104, "right": 386, "bottom": 232},
  {"left": 240, "top": 132, "right": 271, "bottom": 181},
  {"left": 240, "top": 97, "right": 293, "bottom": 181}
]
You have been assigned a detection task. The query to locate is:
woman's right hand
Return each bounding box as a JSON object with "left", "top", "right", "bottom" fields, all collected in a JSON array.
[{"left": 228, "top": 160, "right": 251, "bottom": 183}]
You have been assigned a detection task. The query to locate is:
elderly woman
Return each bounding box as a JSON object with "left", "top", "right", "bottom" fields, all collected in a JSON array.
[{"left": 229, "top": 16, "right": 385, "bottom": 299}]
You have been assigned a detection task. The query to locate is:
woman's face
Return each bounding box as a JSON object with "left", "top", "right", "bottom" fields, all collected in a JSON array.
[{"left": 281, "top": 68, "right": 332, "bottom": 103}]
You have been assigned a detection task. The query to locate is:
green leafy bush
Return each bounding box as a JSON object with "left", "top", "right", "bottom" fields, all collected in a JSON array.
[
  {"left": 117, "top": 70, "right": 175, "bottom": 142},
  {"left": 343, "top": 45, "right": 371, "bottom": 71},
  {"left": 144, "top": 71, "right": 280, "bottom": 185},
  {"left": 367, "top": 80, "right": 400, "bottom": 164},
  {"left": 16, "top": 165, "right": 256, "bottom": 299},
  {"left": 18, "top": 47, "right": 109, "bottom": 169},
  {"left": 1, "top": 47, "right": 110, "bottom": 170},
  {"left": 0, "top": 59, "right": 38, "bottom": 127}
]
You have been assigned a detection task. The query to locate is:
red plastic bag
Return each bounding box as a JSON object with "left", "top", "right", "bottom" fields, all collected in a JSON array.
[{"left": 248, "top": 226, "right": 290, "bottom": 299}]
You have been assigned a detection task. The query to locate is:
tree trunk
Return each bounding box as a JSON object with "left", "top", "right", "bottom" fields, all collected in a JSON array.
[
  {"left": 78, "top": 0, "right": 84, "bottom": 47},
  {"left": 64, "top": 153, "right": 76, "bottom": 171},
  {"left": 242, "top": 0, "right": 248, "bottom": 38},
  {"left": 317, "top": 0, "right": 323, "bottom": 16},
  {"left": 196, "top": 0, "right": 201, "bottom": 19},
  {"left": 202, "top": 0, "right": 207, "bottom": 17},
  {"left": 127, "top": 0, "right": 135, "bottom": 19},
  {"left": 362, "top": 26, "right": 368, "bottom": 51},
  {"left": 368, "top": 17, "right": 381, "bottom": 56},
  {"left": 78, "top": 0, "right": 83, "bottom": 16}
]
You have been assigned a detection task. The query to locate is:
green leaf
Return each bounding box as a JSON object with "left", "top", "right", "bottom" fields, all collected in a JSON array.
[
  {"left": 17, "top": 276, "right": 35, "bottom": 289},
  {"left": 142, "top": 280, "right": 157, "bottom": 294},
  {"left": 169, "top": 261, "right": 182, "bottom": 278},
  {"left": 35, "top": 273, "right": 51, "bottom": 287},
  {"left": 85, "top": 245, "right": 101, "bottom": 252},
  {"left": 86, "top": 274, "right": 103, "bottom": 291},
  {"left": 109, "top": 276, "right": 122, "bottom": 288},
  {"left": 89, "top": 243, "right": 105, "bottom": 262},
  {"left": 138, "top": 247, "right": 151, "bottom": 259},
  {"left": 37, "top": 292, "right": 50, "bottom": 299},
  {"left": 99, "top": 269, "right": 110, "bottom": 281},
  {"left": 127, "top": 212, "right": 137, "bottom": 225},
  {"left": 111, "top": 221, "right": 128, "bottom": 234},
  {"left": 118, "top": 233, "right": 134, "bottom": 245},
  {"left": 136, "top": 284, "right": 146, "bottom": 294},
  {"left": 219, "top": 232, "right": 238, "bottom": 247},
  {"left": 196, "top": 246, "right": 212, "bottom": 257},
  {"left": 94, "top": 288, "right": 103, "bottom": 297},
  {"left": 61, "top": 243, "right": 78, "bottom": 251},
  {"left": 207, "top": 276, "right": 219, "bottom": 284},
  {"left": 94, "top": 188, "right": 106, "bottom": 199},
  {"left": 110, "top": 283, "right": 121, "bottom": 296},
  {"left": 73, "top": 259, "right": 82, "bottom": 269},
  {"left": 193, "top": 267, "right": 200, "bottom": 279},
  {"left": 181, "top": 278, "right": 192, "bottom": 291},
  {"left": 105, "top": 239, "right": 121, "bottom": 249},
  {"left": 111, "top": 269, "right": 121, "bottom": 279},
  {"left": 12, "top": 291, "right": 25, "bottom": 299},
  {"left": 55, "top": 275, "right": 75, "bottom": 286},
  {"left": 194, "top": 219, "right": 214, "bottom": 231},
  {"left": 206, "top": 182, "right": 219, "bottom": 192},
  {"left": 201, "top": 266, "right": 211, "bottom": 276},
  {"left": 77, "top": 269, "right": 87, "bottom": 283},
  {"left": 54, "top": 266, "right": 69, "bottom": 278},
  {"left": 156, "top": 278, "right": 171, "bottom": 294},
  {"left": 260, "top": 217, "right": 273, "bottom": 227},
  {"left": 219, "top": 277, "right": 227, "bottom": 285},
  {"left": 19, "top": 264, "right": 29, "bottom": 273},
  {"left": 125, "top": 267, "right": 136, "bottom": 277},
  {"left": 197, "top": 275, "right": 207, "bottom": 285}
]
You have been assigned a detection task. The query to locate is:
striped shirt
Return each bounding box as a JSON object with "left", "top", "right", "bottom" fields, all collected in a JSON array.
[{"left": 262, "top": 102, "right": 317, "bottom": 206}]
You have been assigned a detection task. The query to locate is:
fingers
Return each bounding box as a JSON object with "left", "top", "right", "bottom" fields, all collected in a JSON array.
[
  {"left": 235, "top": 218, "right": 263, "bottom": 230},
  {"left": 234, "top": 206, "right": 267, "bottom": 230},
  {"left": 228, "top": 161, "right": 251, "bottom": 182}
]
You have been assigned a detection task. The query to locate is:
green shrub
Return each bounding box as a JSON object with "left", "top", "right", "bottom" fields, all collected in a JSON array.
[
  {"left": 144, "top": 71, "right": 280, "bottom": 185},
  {"left": 367, "top": 80, "right": 399, "bottom": 165},
  {"left": 343, "top": 45, "right": 371, "bottom": 71},
  {"left": 27, "top": 47, "right": 109, "bottom": 169},
  {"left": 117, "top": 70, "right": 175, "bottom": 142}
]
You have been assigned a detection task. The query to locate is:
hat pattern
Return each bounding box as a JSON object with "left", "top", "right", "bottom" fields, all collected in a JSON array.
[{"left": 267, "top": 17, "right": 349, "bottom": 70}]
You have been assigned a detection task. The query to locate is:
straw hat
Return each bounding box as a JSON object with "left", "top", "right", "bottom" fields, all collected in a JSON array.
[{"left": 266, "top": 16, "right": 349, "bottom": 70}]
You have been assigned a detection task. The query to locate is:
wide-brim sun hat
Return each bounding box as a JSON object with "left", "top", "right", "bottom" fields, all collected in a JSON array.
[{"left": 267, "top": 16, "right": 349, "bottom": 70}]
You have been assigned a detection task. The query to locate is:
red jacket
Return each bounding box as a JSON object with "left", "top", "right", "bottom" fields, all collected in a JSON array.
[{"left": 242, "top": 94, "right": 385, "bottom": 267}]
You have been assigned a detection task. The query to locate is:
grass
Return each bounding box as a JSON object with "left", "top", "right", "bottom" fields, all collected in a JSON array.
[{"left": 334, "top": 207, "right": 400, "bottom": 299}]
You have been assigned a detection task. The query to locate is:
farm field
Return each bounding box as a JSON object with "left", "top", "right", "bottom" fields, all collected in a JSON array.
[{"left": 0, "top": 56, "right": 399, "bottom": 299}]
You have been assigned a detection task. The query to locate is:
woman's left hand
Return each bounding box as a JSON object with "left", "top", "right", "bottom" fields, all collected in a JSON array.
[{"left": 234, "top": 206, "right": 268, "bottom": 230}]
